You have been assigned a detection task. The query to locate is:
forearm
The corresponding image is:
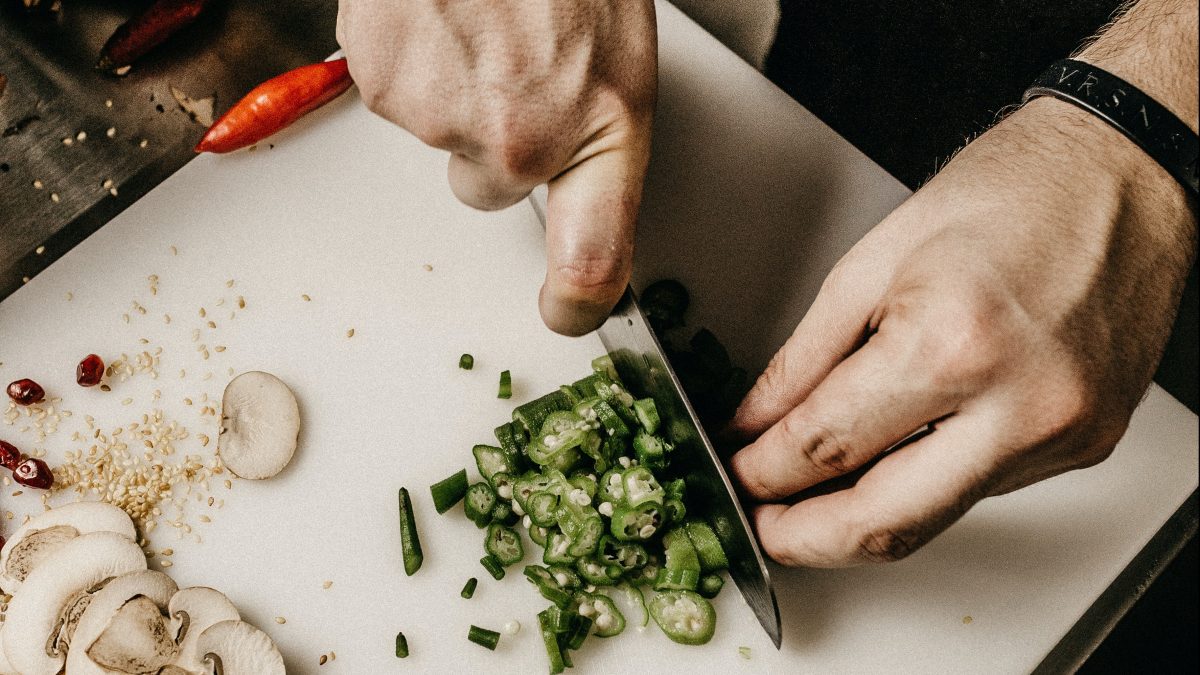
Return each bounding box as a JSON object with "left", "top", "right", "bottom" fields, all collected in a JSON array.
[{"left": 1076, "top": 0, "right": 1199, "bottom": 132}]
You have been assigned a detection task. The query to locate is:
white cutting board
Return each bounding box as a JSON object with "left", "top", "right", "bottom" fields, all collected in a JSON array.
[{"left": 1, "top": 3, "right": 1196, "bottom": 673}]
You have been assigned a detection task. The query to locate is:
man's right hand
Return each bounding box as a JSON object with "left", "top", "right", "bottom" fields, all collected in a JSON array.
[{"left": 337, "top": 0, "right": 658, "bottom": 336}]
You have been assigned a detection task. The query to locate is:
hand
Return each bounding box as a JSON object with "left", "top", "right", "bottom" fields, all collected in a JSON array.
[
  {"left": 727, "top": 97, "right": 1197, "bottom": 567},
  {"left": 337, "top": 0, "right": 657, "bottom": 335}
]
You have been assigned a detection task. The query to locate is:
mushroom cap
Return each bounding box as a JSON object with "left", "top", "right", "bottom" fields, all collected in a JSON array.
[
  {"left": 65, "top": 570, "right": 179, "bottom": 675},
  {"left": 167, "top": 587, "right": 240, "bottom": 670},
  {"left": 217, "top": 371, "right": 300, "bottom": 480},
  {"left": 1, "top": 531, "right": 147, "bottom": 675},
  {"left": 0, "top": 501, "right": 136, "bottom": 594},
  {"left": 194, "top": 620, "right": 284, "bottom": 675}
]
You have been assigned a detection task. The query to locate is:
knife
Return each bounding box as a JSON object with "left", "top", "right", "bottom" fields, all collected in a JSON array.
[{"left": 528, "top": 194, "right": 782, "bottom": 648}]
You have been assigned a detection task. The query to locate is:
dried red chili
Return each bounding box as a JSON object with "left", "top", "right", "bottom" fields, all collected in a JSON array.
[
  {"left": 7, "top": 378, "right": 45, "bottom": 405},
  {"left": 77, "top": 354, "right": 106, "bottom": 387},
  {"left": 195, "top": 58, "right": 353, "bottom": 154}
]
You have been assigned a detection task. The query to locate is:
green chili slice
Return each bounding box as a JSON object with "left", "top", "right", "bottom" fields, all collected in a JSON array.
[
  {"left": 429, "top": 468, "right": 469, "bottom": 514},
  {"left": 395, "top": 631, "right": 409, "bottom": 658},
  {"left": 468, "top": 625, "right": 501, "bottom": 651},
  {"left": 459, "top": 353, "right": 474, "bottom": 370},
  {"left": 498, "top": 370, "right": 513, "bottom": 399},
  {"left": 397, "top": 488, "right": 423, "bottom": 576},
  {"left": 461, "top": 577, "right": 478, "bottom": 599}
]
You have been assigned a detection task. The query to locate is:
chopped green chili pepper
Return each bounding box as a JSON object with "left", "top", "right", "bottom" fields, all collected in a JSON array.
[
  {"left": 490, "top": 500, "right": 518, "bottom": 526},
  {"left": 575, "top": 557, "right": 622, "bottom": 586},
  {"left": 529, "top": 524, "right": 549, "bottom": 547},
  {"left": 684, "top": 519, "right": 729, "bottom": 572},
  {"left": 654, "top": 566, "right": 700, "bottom": 591},
  {"left": 513, "top": 389, "right": 573, "bottom": 433},
  {"left": 459, "top": 353, "right": 474, "bottom": 370},
  {"left": 609, "top": 503, "right": 662, "bottom": 541},
  {"left": 649, "top": 590, "right": 716, "bottom": 645},
  {"left": 397, "top": 488, "right": 423, "bottom": 576},
  {"left": 461, "top": 577, "right": 478, "bottom": 599},
  {"left": 542, "top": 530, "right": 577, "bottom": 564},
  {"left": 632, "top": 431, "right": 671, "bottom": 472},
  {"left": 395, "top": 631, "right": 409, "bottom": 658},
  {"left": 590, "top": 354, "right": 620, "bottom": 380},
  {"left": 494, "top": 422, "right": 526, "bottom": 471},
  {"left": 429, "top": 468, "right": 469, "bottom": 514},
  {"left": 663, "top": 498, "right": 687, "bottom": 525},
  {"left": 473, "top": 444, "right": 511, "bottom": 482},
  {"left": 498, "top": 370, "right": 513, "bottom": 399},
  {"left": 577, "top": 592, "right": 626, "bottom": 638},
  {"left": 621, "top": 467, "right": 665, "bottom": 508},
  {"left": 546, "top": 564, "right": 582, "bottom": 589},
  {"left": 468, "top": 625, "right": 501, "bottom": 651},
  {"left": 697, "top": 573, "right": 724, "bottom": 599},
  {"left": 485, "top": 523, "right": 524, "bottom": 566},
  {"left": 527, "top": 491, "right": 560, "bottom": 528},
  {"left": 565, "top": 614, "right": 595, "bottom": 650},
  {"left": 480, "top": 554, "right": 506, "bottom": 580},
  {"left": 632, "top": 398, "right": 661, "bottom": 434},
  {"left": 592, "top": 400, "right": 631, "bottom": 438},
  {"left": 464, "top": 482, "right": 498, "bottom": 528},
  {"left": 538, "top": 608, "right": 567, "bottom": 674}
]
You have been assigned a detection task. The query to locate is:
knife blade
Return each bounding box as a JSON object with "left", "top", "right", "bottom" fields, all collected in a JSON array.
[{"left": 527, "top": 195, "right": 782, "bottom": 648}]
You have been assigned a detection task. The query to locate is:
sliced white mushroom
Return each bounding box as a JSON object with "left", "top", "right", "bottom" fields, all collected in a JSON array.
[
  {"left": 65, "top": 570, "right": 179, "bottom": 675},
  {"left": 217, "top": 371, "right": 300, "bottom": 479},
  {"left": 193, "top": 620, "right": 284, "bottom": 675},
  {"left": 1, "top": 531, "right": 146, "bottom": 675},
  {"left": 0, "top": 501, "right": 136, "bottom": 594},
  {"left": 167, "top": 587, "right": 240, "bottom": 671}
]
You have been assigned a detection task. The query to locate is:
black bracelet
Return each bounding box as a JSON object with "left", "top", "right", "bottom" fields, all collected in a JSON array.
[{"left": 1023, "top": 59, "right": 1198, "bottom": 199}]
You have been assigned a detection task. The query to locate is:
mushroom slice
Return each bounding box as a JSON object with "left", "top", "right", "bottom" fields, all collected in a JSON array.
[
  {"left": 65, "top": 570, "right": 178, "bottom": 675},
  {"left": 1, "top": 531, "right": 146, "bottom": 675},
  {"left": 167, "top": 587, "right": 240, "bottom": 671},
  {"left": 0, "top": 501, "right": 136, "bottom": 594},
  {"left": 194, "top": 620, "right": 284, "bottom": 675},
  {"left": 217, "top": 371, "right": 300, "bottom": 480}
]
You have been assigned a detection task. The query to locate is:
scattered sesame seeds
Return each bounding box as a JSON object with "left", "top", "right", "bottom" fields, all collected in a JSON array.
[
  {"left": 963, "top": 616, "right": 973, "bottom": 625},
  {"left": 346, "top": 328, "right": 355, "bottom": 338},
  {"left": 225, "top": 279, "right": 235, "bottom": 288},
  {"left": 32, "top": 179, "right": 44, "bottom": 189},
  {"left": 106, "top": 127, "right": 117, "bottom": 138},
  {"left": 275, "top": 617, "right": 286, "bottom": 625},
  {"left": 105, "top": 99, "right": 113, "bottom": 108},
  {"left": 62, "top": 137, "right": 73, "bottom": 146},
  {"left": 76, "top": 131, "right": 87, "bottom": 142},
  {"left": 323, "top": 580, "right": 333, "bottom": 589},
  {"left": 214, "top": 346, "right": 226, "bottom": 353},
  {"left": 237, "top": 296, "right": 245, "bottom": 309},
  {"left": 319, "top": 655, "right": 328, "bottom": 666},
  {"left": 423, "top": 264, "right": 433, "bottom": 271},
  {"left": 102, "top": 178, "right": 114, "bottom": 189},
  {"left": 109, "top": 187, "right": 119, "bottom": 197},
  {"left": 301, "top": 294, "right": 312, "bottom": 302},
  {"left": 169, "top": 245, "right": 178, "bottom": 255},
  {"left": 50, "top": 192, "right": 60, "bottom": 203},
  {"left": 139, "top": 138, "right": 149, "bottom": 148},
  {"left": 161, "top": 560, "right": 173, "bottom": 568},
  {"left": 35, "top": 245, "right": 45, "bottom": 255}
]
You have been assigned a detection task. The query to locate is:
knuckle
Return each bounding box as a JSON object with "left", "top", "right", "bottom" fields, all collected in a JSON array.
[
  {"left": 780, "top": 415, "right": 855, "bottom": 477},
  {"left": 855, "top": 524, "right": 924, "bottom": 564},
  {"left": 758, "top": 532, "right": 804, "bottom": 567},
  {"left": 916, "top": 301, "right": 1003, "bottom": 388},
  {"left": 554, "top": 256, "right": 628, "bottom": 301}
]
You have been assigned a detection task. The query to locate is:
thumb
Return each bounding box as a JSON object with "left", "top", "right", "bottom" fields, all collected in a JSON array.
[{"left": 540, "top": 128, "right": 650, "bottom": 337}]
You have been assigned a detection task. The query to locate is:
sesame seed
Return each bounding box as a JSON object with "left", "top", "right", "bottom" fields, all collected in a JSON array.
[
  {"left": 109, "top": 187, "right": 119, "bottom": 197},
  {"left": 275, "top": 617, "right": 286, "bottom": 625},
  {"left": 76, "top": 131, "right": 87, "bottom": 142},
  {"left": 105, "top": 99, "right": 113, "bottom": 108},
  {"left": 102, "top": 179, "right": 114, "bottom": 189},
  {"left": 50, "top": 192, "right": 60, "bottom": 202},
  {"left": 423, "top": 264, "right": 433, "bottom": 271},
  {"left": 62, "top": 137, "right": 73, "bottom": 146},
  {"left": 106, "top": 127, "right": 117, "bottom": 138},
  {"left": 319, "top": 655, "right": 327, "bottom": 665},
  {"left": 323, "top": 580, "right": 333, "bottom": 589},
  {"left": 161, "top": 560, "right": 173, "bottom": 568},
  {"left": 35, "top": 245, "right": 45, "bottom": 255},
  {"left": 301, "top": 294, "right": 312, "bottom": 302},
  {"left": 33, "top": 179, "right": 44, "bottom": 189},
  {"left": 237, "top": 296, "right": 245, "bottom": 309},
  {"left": 346, "top": 328, "right": 355, "bottom": 338},
  {"left": 139, "top": 138, "right": 149, "bottom": 148}
]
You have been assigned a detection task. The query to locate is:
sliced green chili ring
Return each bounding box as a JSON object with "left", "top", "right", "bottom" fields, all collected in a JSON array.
[
  {"left": 628, "top": 559, "right": 660, "bottom": 587},
  {"left": 459, "top": 353, "right": 474, "bottom": 370},
  {"left": 563, "top": 515, "right": 604, "bottom": 558},
  {"left": 473, "top": 444, "right": 510, "bottom": 482},
  {"left": 592, "top": 400, "right": 631, "bottom": 438},
  {"left": 543, "top": 531, "right": 576, "bottom": 564},
  {"left": 546, "top": 564, "right": 582, "bottom": 589},
  {"left": 538, "top": 609, "right": 567, "bottom": 675},
  {"left": 527, "top": 491, "right": 560, "bottom": 528},
  {"left": 480, "top": 554, "right": 506, "bottom": 580},
  {"left": 489, "top": 471, "right": 516, "bottom": 501},
  {"left": 468, "top": 625, "right": 501, "bottom": 651},
  {"left": 590, "top": 354, "right": 620, "bottom": 381},
  {"left": 663, "top": 530, "right": 702, "bottom": 573},
  {"left": 632, "top": 431, "right": 670, "bottom": 472},
  {"left": 429, "top": 468, "right": 469, "bottom": 514},
  {"left": 663, "top": 498, "right": 687, "bottom": 525},
  {"left": 528, "top": 524, "right": 549, "bottom": 547},
  {"left": 577, "top": 430, "right": 607, "bottom": 472},
  {"left": 525, "top": 565, "right": 573, "bottom": 605},
  {"left": 490, "top": 500, "right": 518, "bottom": 526},
  {"left": 513, "top": 389, "right": 573, "bottom": 434},
  {"left": 514, "top": 472, "right": 554, "bottom": 512},
  {"left": 575, "top": 557, "right": 622, "bottom": 586},
  {"left": 684, "top": 519, "right": 729, "bottom": 572},
  {"left": 497, "top": 370, "right": 512, "bottom": 399},
  {"left": 598, "top": 469, "right": 626, "bottom": 503},
  {"left": 395, "top": 631, "right": 409, "bottom": 658},
  {"left": 621, "top": 467, "right": 665, "bottom": 508},
  {"left": 542, "top": 605, "right": 573, "bottom": 634},
  {"left": 464, "top": 482, "right": 497, "bottom": 528},
  {"left": 697, "top": 573, "right": 724, "bottom": 599},
  {"left": 461, "top": 577, "right": 478, "bottom": 599},
  {"left": 397, "top": 488, "right": 423, "bottom": 576},
  {"left": 654, "top": 566, "right": 700, "bottom": 591},
  {"left": 578, "top": 593, "right": 626, "bottom": 638},
  {"left": 598, "top": 535, "right": 648, "bottom": 572},
  {"left": 485, "top": 523, "right": 524, "bottom": 565},
  {"left": 632, "top": 398, "right": 661, "bottom": 434},
  {"left": 609, "top": 503, "right": 662, "bottom": 542},
  {"left": 649, "top": 590, "right": 715, "bottom": 645},
  {"left": 542, "top": 446, "right": 582, "bottom": 473},
  {"left": 568, "top": 472, "right": 598, "bottom": 500}
]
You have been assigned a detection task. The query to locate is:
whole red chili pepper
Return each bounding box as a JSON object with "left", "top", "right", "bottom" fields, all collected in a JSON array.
[
  {"left": 97, "top": 0, "right": 212, "bottom": 73},
  {"left": 195, "top": 58, "right": 353, "bottom": 154}
]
